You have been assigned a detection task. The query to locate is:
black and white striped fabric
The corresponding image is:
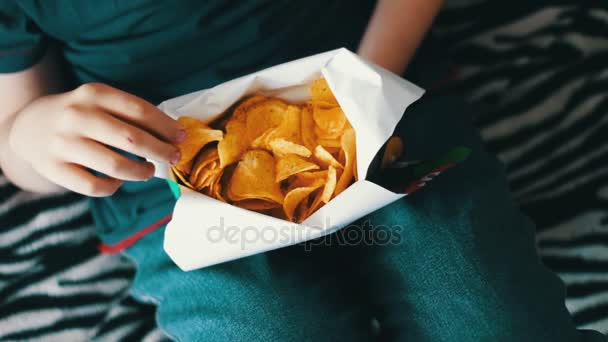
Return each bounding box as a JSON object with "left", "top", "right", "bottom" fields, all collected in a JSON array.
[
  {"left": 0, "top": 1, "right": 606, "bottom": 340},
  {"left": 437, "top": 0, "right": 608, "bottom": 333},
  {"left": 0, "top": 181, "right": 167, "bottom": 341}
]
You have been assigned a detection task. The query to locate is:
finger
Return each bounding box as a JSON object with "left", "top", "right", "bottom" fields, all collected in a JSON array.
[
  {"left": 47, "top": 163, "right": 123, "bottom": 197},
  {"left": 73, "top": 83, "right": 185, "bottom": 143},
  {"left": 63, "top": 106, "right": 181, "bottom": 165},
  {"left": 64, "top": 137, "right": 155, "bottom": 181}
]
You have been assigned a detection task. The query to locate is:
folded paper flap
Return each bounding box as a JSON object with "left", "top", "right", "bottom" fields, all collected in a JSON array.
[
  {"left": 165, "top": 180, "right": 403, "bottom": 271},
  {"left": 302, "top": 180, "right": 404, "bottom": 229},
  {"left": 322, "top": 50, "right": 424, "bottom": 179},
  {"left": 164, "top": 187, "right": 294, "bottom": 271},
  {"left": 157, "top": 49, "right": 340, "bottom": 120}
]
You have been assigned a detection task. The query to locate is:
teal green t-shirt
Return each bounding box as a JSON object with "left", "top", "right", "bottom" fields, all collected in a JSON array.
[{"left": 0, "top": 0, "right": 376, "bottom": 242}]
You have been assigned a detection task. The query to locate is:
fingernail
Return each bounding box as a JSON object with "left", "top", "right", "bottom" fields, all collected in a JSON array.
[
  {"left": 175, "top": 129, "right": 187, "bottom": 143},
  {"left": 171, "top": 150, "right": 181, "bottom": 165}
]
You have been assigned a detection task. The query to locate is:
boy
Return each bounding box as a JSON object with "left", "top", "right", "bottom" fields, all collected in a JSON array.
[{"left": 0, "top": 1, "right": 603, "bottom": 340}]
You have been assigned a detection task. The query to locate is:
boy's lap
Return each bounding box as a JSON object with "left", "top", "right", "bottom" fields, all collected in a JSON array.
[
  {"left": 125, "top": 227, "right": 373, "bottom": 341},
  {"left": 341, "top": 95, "right": 602, "bottom": 341},
  {"left": 124, "top": 96, "right": 604, "bottom": 341}
]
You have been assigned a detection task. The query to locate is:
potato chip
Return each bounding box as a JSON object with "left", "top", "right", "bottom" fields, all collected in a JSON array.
[
  {"left": 235, "top": 199, "right": 280, "bottom": 211},
  {"left": 289, "top": 170, "right": 329, "bottom": 189},
  {"left": 265, "top": 207, "right": 288, "bottom": 221},
  {"left": 306, "top": 165, "right": 338, "bottom": 217},
  {"left": 318, "top": 166, "right": 338, "bottom": 203},
  {"left": 314, "top": 126, "right": 342, "bottom": 140},
  {"left": 205, "top": 168, "right": 226, "bottom": 202},
  {"left": 294, "top": 199, "right": 310, "bottom": 223},
  {"left": 190, "top": 147, "right": 218, "bottom": 173},
  {"left": 313, "top": 145, "right": 343, "bottom": 169},
  {"left": 218, "top": 98, "right": 259, "bottom": 167},
  {"left": 175, "top": 158, "right": 194, "bottom": 174},
  {"left": 245, "top": 99, "right": 287, "bottom": 142},
  {"left": 317, "top": 137, "right": 341, "bottom": 148},
  {"left": 251, "top": 106, "right": 302, "bottom": 154},
  {"left": 195, "top": 165, "right": 222, "bottom": 190},
  {"left": 335, "top": 127, "right": 356, "bottom": 195},
  {"left": 250, "top": 129, "right": 273, "bottom": 149},
  {"left": 310, "top": 79, "right": 338, "bottom": 105},
  {"left": 219, "top": 122, "right": 248, "bottom": 165},
  {"left": 283, "top": 178, "right": 324, "bottom": 222},
  {"left": 176, "top": 116, "right": 223, "bottom": 169},
  {"left": 269, "top": 138, "right": 311, "bottom": 158},
  {"left": 381, "top": 136, "right": 404, "bottom": 169},
  {"left": 174, "top": 78, "right": 356, "bottom": 223},
  {"left": 227, "top": 150, "right": 284, "bottom": 204},
  {"left": 172, "top": 167, "right": 193, "bottom": 188},
  {"left": 275, "top": 154, "right": 319, "bottom": 183},
  {"left": 300, "top": 105, "right": 317, "bottom": 151},
  {"left": 189, "top": 148, "right": 220, "bottom": 189},
  {"left": 232, "top": 95, "right": 268, "bottom": 120},
  {"left": 312, "top": 106, "right": 346, "bottom": 136}
]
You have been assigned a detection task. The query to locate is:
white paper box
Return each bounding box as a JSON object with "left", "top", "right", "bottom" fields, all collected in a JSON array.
[{"left": 153, "top": 48, "right": 424, "bottom": 271}]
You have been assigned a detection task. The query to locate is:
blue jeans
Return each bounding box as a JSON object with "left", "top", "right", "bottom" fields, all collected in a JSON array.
[{"left": 112, "top": 96, "right": 604, "bottom": 341}]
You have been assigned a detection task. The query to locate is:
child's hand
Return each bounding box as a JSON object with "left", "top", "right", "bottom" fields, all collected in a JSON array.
[{"left": 8, "top": 83, "right": 185, "bottom": 197}]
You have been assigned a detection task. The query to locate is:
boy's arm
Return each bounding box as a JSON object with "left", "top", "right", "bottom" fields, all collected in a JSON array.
[
  {"left": 1, "top": 51, "right": 183, "bottom": 196},
  {"left": 358, "top": 0, "right": 444, "bottom": 75},
  {"left": 0, "top": 50, "right": 65, "bottom": 193}
]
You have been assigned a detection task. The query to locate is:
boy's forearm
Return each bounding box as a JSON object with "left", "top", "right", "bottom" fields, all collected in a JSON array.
[
  {"left": 0, "top": 116, "right": 64, "bottom": 193},
  {"left": 358, "top": 0, "right": 444, "bottom": 75},
  {"left": 0, "top": 50, "right": 65, "bottom": 194}
]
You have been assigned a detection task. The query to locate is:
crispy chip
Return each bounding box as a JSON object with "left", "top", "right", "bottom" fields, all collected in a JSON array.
[
  {"left": 300, "top": 105, "right": 317, "bottom": 151},
  {"left": 314, "top": 126, "right": 342, "bottom": 140},
  {"left": 175, "top": 78, "right": 356, "bottom": 222},
  {"left": 175, "top": 158, "right": 193, "bottom": 174},
  {"left": 245, "top": 99, "right": 287, "bottom": 142},
  {"left": 289, "top": 170, "right": 329, "bottom": 189},
  {"left": 232, "top": 95, "right": 268, "bottom": 119},
  {"left": 176, "top": 117, "right": 223, "bottom": 169},
  {"left": 317, "top": 137, "right": 341, "bottom": 148},
  {"left": 319, "top": 166, "right": 337, "bottom": 203},
  {"left": 335, "top": 128, "right": 356, "bottom": 195},
  {"left": 283, "top": 179, "right": 324, "bottom": 222},
  {"left": 227, "top": 150, "right": 284, "bottom": 204},
  {"left": 269, "top": 138, "right": 311, "bottom": 158},
  {"left": 235, "top": 199, "right": 281, "bottom": 210},
  {"left": 310, "top": 79, "right": 338, "bottom": 105},
  {"left": 312, "top": 106, "right": 346, "bottom": 135},
  {"left": 306, "top": 166, "right": 338, "bottom": 217},
  {"left": 294, "top": 199, "right": 310, "bottom": 223},
  {"left": 189, "top": 147, "right": 219, "bottom": 186},
  {"left": 381, "top": 136, "right": 404, "bottom": 168},
  {"left": 265, "top": 207, "right": 288, "bottom": 221},
  {"left": 313, "top": 145, "right": 343, "bottom": 169},
  {"left": 205, "top": 167, "right": 226, "bottom": 202},
  {"left": 275, "top": 154, "right": 320, "bottom": 183},
  {"left": 266, "top": 105, "right": 302, "bottom": 144},
  {"left": 218, "top": 99, "right": 254, "bottom": 167},
  {"left": 172, "top": 167, "right": 193, "bottom": 188},
  {"left": 218, "top": 124, "right": 247, "bottom": 168},
  {"left": 195, "top": 165, "right": 222, "bottom": 190},
  {"left": 287, "top": 174, "right": 327, "bottom": 196}
]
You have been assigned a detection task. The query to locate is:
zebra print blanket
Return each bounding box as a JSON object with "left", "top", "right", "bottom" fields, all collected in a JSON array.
[{"left": 1, "top": 2, "right": 606, "bottom": 340}]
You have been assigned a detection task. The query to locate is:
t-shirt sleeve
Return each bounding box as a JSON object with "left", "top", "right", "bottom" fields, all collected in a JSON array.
[{"left": 0, "top": 2, "right": 47, "bottom": 73}]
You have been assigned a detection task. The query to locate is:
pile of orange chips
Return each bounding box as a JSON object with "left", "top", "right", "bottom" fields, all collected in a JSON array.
[{"left": 171, "top": 79, "right": 357, "bottom": 223}]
